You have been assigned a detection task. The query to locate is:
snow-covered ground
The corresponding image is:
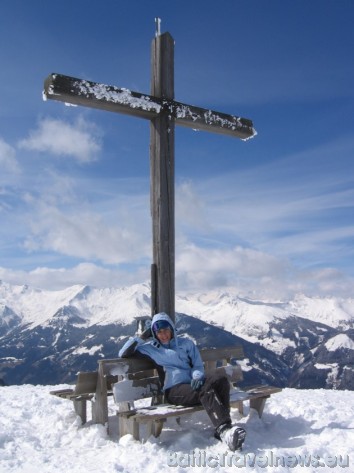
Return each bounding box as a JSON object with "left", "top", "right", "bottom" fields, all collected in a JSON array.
[{"left": 1, "top": 384, "right": 353, "bottom": 472}]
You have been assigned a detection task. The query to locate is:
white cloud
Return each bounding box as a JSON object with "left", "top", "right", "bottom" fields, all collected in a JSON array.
[
  {"left": 174, "top": 136, "right": 354, "bottom": 272},
  {"left": 1, "top": 246, "right": 352, "bottom": 299},
  {"left": 175, "top": 243, "right": 289, "bottom": 293},
  {"left": 0, "top": 263, "right": 149, "bottom": 290},
  {"left": 177, "top": 244, "right": 285, "bottom": 277},
  {"left": 174, "top": 242, "right": 354, "bottom": 299},
  {"left": 176, "top": 181, "right": 211, "bottom": 233},
  {"left": 0, "top": 138, "right": 20, "bottom": 173},
  {"left": 23, "top": 203, "right": 150, "bottom": 265},
  {"left": 2, "top": 127, "right": 353, "bottom": 299},
  {"left": 18, "top": 117, "right": 101, "bottom": 163}
]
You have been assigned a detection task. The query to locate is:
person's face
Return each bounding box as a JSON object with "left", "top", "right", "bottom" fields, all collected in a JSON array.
[{"left": 156, "top": 327, "right": 172, "bottom": 344}]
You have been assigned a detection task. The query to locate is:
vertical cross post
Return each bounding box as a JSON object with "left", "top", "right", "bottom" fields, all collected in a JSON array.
[{"left": 150, "top": 32, "right": 175, "bottom": 321}]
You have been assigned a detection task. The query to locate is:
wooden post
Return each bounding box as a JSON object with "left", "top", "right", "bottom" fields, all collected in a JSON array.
[
  {"left": 150, "top": 33, "right": 175, "bottom": 321},
  {"left": 92, "top": 361, "right": 109, "bottom": 426}
]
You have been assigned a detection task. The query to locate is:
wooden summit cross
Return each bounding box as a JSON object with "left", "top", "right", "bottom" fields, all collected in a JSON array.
[{"left": 43, "top": 29, "right": 256, "bottom": 323}]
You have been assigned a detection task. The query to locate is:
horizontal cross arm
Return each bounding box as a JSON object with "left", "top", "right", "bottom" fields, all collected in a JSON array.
[
  {"left": 173, "top": 102, "right": 255, "bottom": 140},
  {"left": 43, "top": 73, "right": 160, "bottom": 120},
  {"left": 44, "top": 73, "right": 256, "bottom": 140}
]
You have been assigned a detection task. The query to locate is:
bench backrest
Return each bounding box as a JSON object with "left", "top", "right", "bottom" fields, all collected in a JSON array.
[
  {"left": 100, "top": 345, "right": 244, "bottom": 405},
  {"left": 72, "top": 346, "right": 244, "bottom": 397},
  {"left": 99, "top": 345, "right": 244, "bottom": 375},
  {"left": 200, "top": 346, "right": 244, "bottom": 370},
  {"left": 74, "top": 371, "right": 98, "bottom": 395}
]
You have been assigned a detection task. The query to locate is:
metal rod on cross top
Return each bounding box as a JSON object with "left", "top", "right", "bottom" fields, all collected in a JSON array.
[{"left": 43, "top": 29, "right": 256, "bottom": 323}]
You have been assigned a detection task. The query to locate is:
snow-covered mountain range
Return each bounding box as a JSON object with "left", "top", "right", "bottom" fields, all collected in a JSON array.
[{"left": 1, "top": 280, "right": 354, "bottom": 389}]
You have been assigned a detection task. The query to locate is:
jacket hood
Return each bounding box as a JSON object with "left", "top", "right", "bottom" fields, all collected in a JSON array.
[{"left": 151, "top": 312, "right": 176, "bottom": 343}]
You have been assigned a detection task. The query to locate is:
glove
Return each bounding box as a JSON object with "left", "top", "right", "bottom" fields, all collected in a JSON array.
[
  {"left": 191, "top": 378, "right": 205, "bottom": 390},
  {"left": 191, "top": 370, "right": 205, "bottom": 391},
  {"left": 139, "top": 319, "right": 152, "bottom": 340}
]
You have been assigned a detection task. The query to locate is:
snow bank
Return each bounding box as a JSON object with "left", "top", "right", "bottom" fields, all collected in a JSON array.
[{"left": 0, "top": 384, "right": 353, "bottom": 472}]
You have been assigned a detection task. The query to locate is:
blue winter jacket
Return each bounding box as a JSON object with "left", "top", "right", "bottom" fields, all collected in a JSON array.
[{"left": 118, "top": 312, "right": 204, "bottom": 391}]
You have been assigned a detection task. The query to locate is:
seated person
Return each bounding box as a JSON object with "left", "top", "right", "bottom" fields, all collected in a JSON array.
[{"left": 119, "top": 312, "right": 246, "bottom": 451}]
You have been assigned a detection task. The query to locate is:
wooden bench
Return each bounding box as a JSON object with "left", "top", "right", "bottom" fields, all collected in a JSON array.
[
  {"left": 51, "top": 345, "right": 282, "bottom": 442},
  {"left": 50, "top": 371, "right": 117, "bottom": 424}
]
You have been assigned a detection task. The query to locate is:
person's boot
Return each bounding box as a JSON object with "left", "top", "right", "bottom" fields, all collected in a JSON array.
[{"left": 216, "top": 423, "right": 246, "bottom": 451}]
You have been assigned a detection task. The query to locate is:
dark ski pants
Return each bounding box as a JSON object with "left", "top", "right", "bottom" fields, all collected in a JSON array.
[{"left": 165, "top": 372, "right": 231, "bottom": 429}]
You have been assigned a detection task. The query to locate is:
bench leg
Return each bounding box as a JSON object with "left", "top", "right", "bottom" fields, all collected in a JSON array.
[
  {"left": 118, "top": 416, "right": 165, "bottom": 442},
  {"left": 73, "top": 399, "right": 87, "bottom": 424},
  {"left": 152, "top": 419, "right": 165, "bottom": 438},
  {"left": 140, "top": 420, "right": 158, "bottom": 442},
  {"left": 139, "top": 419, "right": 165, "bottom": 441},
  {"left": 119, "top": 416, "right": 140, "bottom": 440},
  {"left": 231, "top": 400, "right": 244, "bottom": 416},
  {"left": 249, "top": 397, "right": 267, "bottom": 418}
]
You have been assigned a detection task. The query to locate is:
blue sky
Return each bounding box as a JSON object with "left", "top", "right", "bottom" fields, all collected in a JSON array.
[{"left": 0, "top": 0, "right": 354, "bottom": 298}]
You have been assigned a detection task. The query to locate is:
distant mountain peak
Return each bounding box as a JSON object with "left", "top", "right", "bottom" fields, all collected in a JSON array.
[{"left": 47, "top": 305, "right": 86, "bottom": 328}]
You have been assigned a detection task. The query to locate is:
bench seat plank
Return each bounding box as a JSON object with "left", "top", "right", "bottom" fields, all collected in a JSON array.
[
  {"left": 118, "top": 386, "right": 282, "bottom": 422},
  {"left": 231, "top": 385, "right": 283, "bottom": 401}
]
